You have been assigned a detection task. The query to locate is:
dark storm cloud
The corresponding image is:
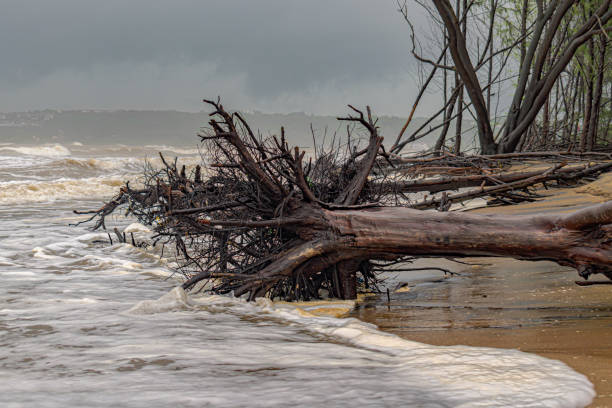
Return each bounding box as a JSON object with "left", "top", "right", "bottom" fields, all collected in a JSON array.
[{"left": 0, "top": 0, "right": 426, "bottom": 114}]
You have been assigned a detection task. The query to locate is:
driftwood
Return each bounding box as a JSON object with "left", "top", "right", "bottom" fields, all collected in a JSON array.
[
  {"left": 76, "top": 100, "right": 612, "bottom": 300},
  {"left": 391, "top": 163, "right": 612, "bottom": 194}
]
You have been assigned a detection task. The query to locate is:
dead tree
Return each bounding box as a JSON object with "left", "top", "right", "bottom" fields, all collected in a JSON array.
[{"left": 76, "top": 100, "right": 612, "bottom": 301}]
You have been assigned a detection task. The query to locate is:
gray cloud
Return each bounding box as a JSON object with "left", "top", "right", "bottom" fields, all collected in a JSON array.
[{"left": 1, "top": 0, "right": 429, "bottom": 115}]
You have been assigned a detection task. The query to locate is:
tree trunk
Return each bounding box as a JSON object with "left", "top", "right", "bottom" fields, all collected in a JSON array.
[
  {"left": 543, "top": 93, "right": 550, "bottom": 147},
  {"left": 434, "top": 88, "right": 459, "bottom": 154},
  {"left": 323, "top": 203, "right": 612, "bottom": 281},
  {"left": 486, "top": 0, "right": 495, "bottom": 115},
  {"left": 454, "top": 0, "right": 467, "bottom": 155},
  {"left": 432, "top": 0, "right": 497, "bottom": 154},
  {"left": 580, "top": 77, "right": 593, "bottom": 152},
  {"left": 564, "top": 70, "right": 578, "bottom": 148},
  {"left": 587, "top": 34, "right": 607, "bottom": 151},
  {"left": 520, "top": 0, "right": 528, "bottom": 68},
  {"left": 231, "top": 202, "right": 612, "bottom": 299},
  {"left": 575, "top": 75, "right": 585, "bottom": 147},
  {"left": 336, "top": 260, "right": 359, "bottom": 299}
]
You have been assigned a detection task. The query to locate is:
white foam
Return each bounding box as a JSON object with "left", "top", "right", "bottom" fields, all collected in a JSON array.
[
  {"left": 128, "top": 288, "right": 595, "bottom": 408},
  {"left": 73, "top": 232, "right": 113, "bottom": 243},
  {"left": 79, "top": 254, "right": 143, "bottom": 270},
  {"left": 124, "top": 222, "right": 151, "bottom": 233},
  {"left": 128, "top": 287, "right": 190, "bottom": 314},
  {"left": 144, "top": 145, "right": 202, "bottom": 155},
  {"left": 0, "top": 255, "right": 16, "bottom": 266},
  {"left": 61, "top": 297, "right": 98, "bottom": 304},
  {"left": 0, "top": 144, "right": 71, "bottom": 157},
  {"left": 55, "top": 156, "right": 145, "bottom": 172},
  {"left": 0, "top": 176, "right": 127, "bottom": 205},
  {"left": 32, "top": 247, "right": 62, "bottom": 259}
]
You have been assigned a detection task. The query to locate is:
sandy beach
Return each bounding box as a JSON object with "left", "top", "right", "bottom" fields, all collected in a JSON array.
[{"left": 351, "top": 172, "right": 612, "bottom": 407}]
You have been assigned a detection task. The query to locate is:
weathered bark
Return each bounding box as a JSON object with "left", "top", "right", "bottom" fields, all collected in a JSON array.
[
  {"left": 325, "top": 203, "right": 612, "bottom": 279},
  {"left": 336, "top": 260, "right": 360, "bottom": 300},
  {"left": 192, "top": 201, "right": 612, "bottom": 299},
  {"left": 389, "top": 162, "right": 612, "bottom": 194}
]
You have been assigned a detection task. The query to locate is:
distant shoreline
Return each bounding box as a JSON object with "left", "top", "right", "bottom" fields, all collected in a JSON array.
[{"left": 0, "top": 109, "right": 461, "bottom": 149}]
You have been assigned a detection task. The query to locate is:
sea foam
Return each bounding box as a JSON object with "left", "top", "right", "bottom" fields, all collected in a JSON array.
[
  {"left": 0, "top": 177, "right": 126, "bottom": 205},
  {"left": 0, "top": 144, "right": 71, "bottom": 157},
  {"left": 126, "top": 287, "right": 595, "bottom": 408}
]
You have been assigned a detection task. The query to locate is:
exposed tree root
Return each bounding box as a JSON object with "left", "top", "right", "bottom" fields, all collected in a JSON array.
[{"left": 75, "top": 99, "right": 612, "bottom": 300}]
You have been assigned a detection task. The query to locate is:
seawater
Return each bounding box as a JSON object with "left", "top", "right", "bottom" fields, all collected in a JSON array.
[{"left": 0, "top": 143, "right": 595, "bottom": 407}]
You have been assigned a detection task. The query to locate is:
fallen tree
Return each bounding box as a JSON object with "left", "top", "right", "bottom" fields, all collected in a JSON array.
[{"left": 76, "top": 100, "right": 612, "bottom": 300}]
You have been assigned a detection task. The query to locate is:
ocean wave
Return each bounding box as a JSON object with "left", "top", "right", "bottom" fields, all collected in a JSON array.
[
  {"left": 0, "top": 177, "right": 128, "bottom": 205},
  {"left": 127, "top": 287, "right": 595, "bottom": 408},
  {"left": 50, "top": 156, "right": 201, "bottom": 175},
  {"left": 53, "top": 157, "right": 144, "bottom": 173},
  {"left": 0, "top": 145, "right": 206, "bottom": 184},
  {"left": 0, "top": 156, "right": 144, "bottom": 184},
  {"left": 60, "top": 157, "right": 125, "bottom": 170},
  {"left": 0, "top": 144, "right": 71, "bottom": 157},
  {"left": 144, "top": 145, "right": 202, "bottom": 155}
]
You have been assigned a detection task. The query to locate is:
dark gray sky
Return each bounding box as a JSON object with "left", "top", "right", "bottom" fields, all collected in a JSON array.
[{"left": 1, "top": 0, "right": 435, "bottom": 115}]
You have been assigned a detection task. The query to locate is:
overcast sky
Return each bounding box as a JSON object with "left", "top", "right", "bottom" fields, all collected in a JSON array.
[{"left": 0, "top": 0, "right": 437, "bottom": 115}]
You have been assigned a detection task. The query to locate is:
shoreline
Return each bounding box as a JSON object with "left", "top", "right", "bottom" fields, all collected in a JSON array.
[
  {"left": 350, "top": 174, "right": 612, "bottom": 407},
  {"left": 350, "top": 258, "right": 612, "bottom": 407}
]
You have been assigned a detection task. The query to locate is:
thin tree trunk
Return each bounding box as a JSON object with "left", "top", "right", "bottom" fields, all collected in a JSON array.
[
  {"left": 486, "top": 0, "right": 495, "bottom": 115},
  {"left": 454, "top": 0, "right": 467, "bottom": 154},
  {"left": 520, "top": 0, "right": 528, "bottom": 68},
  {"left": 587, "top": 34, "right": 607, "bottom": 151},
  {"left": 432, "top": 0, "right": 497, "bottom": 154},
  {"left": 434, "top": 89, "right": 459, "bottom": 153},
  {"left": 575, "top": 75, "right": 584, "bottom": 148},
  {"left": 565, "top": 70, "right": 578, "bottom": 148},
  {"left": 543, "top": 94, "right": 550, "bottom": 147},
  {"left": 454, "top": 88, "right": 464, "bottom": 154},
  {"left": 436, "top": 27, "right": 451, "bottom": 156},
  {"left": 580, "top": 39, "right": 595, "bottom": 152}
]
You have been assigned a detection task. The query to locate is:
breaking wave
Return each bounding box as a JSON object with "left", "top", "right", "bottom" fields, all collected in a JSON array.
[
  {"left": 0, "top": 177, "right": 128, "bottom": 205},
  {"left": 0, "top": 144, "right": 71, "bottom": 157},
  {"left": 144, "top": 144, "right": 202, "bottom": 155},
  {"left": 56, "top": 157, "right": 136, "bottom": 171}
]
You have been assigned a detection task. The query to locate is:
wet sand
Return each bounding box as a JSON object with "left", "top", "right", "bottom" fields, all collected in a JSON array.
[{"left": 350, "top": 173, "right": 612, "bottom": 407}]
